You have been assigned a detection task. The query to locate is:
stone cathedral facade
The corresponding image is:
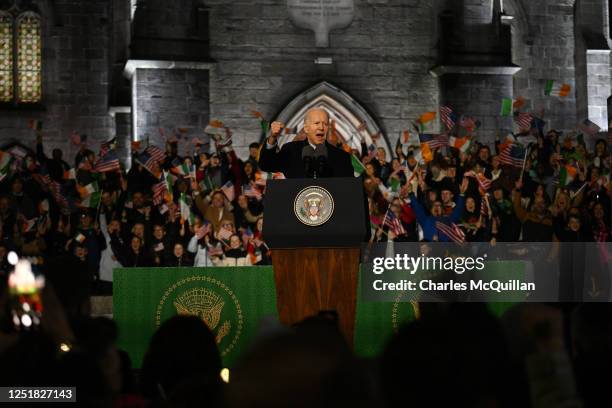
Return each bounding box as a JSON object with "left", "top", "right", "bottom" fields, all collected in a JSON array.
[{"left": 0, "top": 0, "right": 610, "bottom": 162}]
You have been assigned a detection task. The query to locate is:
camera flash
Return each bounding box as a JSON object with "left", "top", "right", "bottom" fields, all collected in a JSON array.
[{"left": 7, "top": 251, "right": 18, "bottom": 265}]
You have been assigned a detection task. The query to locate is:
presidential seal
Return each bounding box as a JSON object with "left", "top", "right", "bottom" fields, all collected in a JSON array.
[
  {"left": 156, "top": 276, "right": 243, "bottom": 357},
  {"left": 294, "top": 186, "right": 334, "bottom": 226}
]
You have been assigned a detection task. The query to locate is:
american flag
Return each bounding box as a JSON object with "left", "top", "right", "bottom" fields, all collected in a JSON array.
[
  {"left": 243, "top": 184, "right": 263, "bottom": 200},
  {"left": 145, "top": 145, "right": 167, "bottom": 164},
  {"left": 514, "top": 112, "right": 533, "bottom": 129},
  {"left": 419, "top": 133, "right": 449, "bottom": 149},
  {"left": 480, "top": 196, "right": 489, "bottom": 218},
  {"left": 217, "top": 227, "right": 233, "bottom": 241},
  {"left": 383, "top": 210, "right": 406, "bottom": 236},
  {"left": 578, "top": 119, "right": 601, "bottom": 135},
  {"left": 94, "top": 150, "right": 121, "bottom": 173},
  {"left": 196, "top": 223, "right": 211, "bottom": 240},
  {"left": 220, "top": 181, "right": 235, "bottom": 202},
  {"left": 135, "top": 151, "right": 157, "bottom": 175},
  {"left": 208, "top": 245, "right": 224, "bottom": 257},
  {"left": 498, "top": 143, "right": 526, "bottom": 168},
  {"left": 476, "top": 173, "right": 491, "bottom": 191},
  {"left": 435, "top": 220, "right": 465, "bottom": 244},
  {"left": 50, "top": 181, "right": 69, "bottom": 210},
  {"left": 465, "top": 171, "right": 492, "bottom": 193},
  {"left": 439, "top": 106, "right": 456, "bottom": 130},
  {"left": 99, "top": 137, "right": 117, "bottom": 157},
  {"left": 152, "top": 180, "right": 167, "bottom": 205},
  {"left": 242, "top": 227, "right": 254, "bottom": 248}
]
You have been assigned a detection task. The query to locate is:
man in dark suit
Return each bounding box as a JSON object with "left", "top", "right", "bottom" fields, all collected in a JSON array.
[{"left": 258, "top": 108, "right": 354, "bottom": 178}]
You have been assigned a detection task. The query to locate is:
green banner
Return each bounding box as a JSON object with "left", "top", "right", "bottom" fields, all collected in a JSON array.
[
  {"left": 114, "top": 265, "right": 519, "bottom": 368},
  {"left": 113, "top": 267, "right": 278, "bottom": 368},
  {"left": 354, "top": 295, "right": 419, "bottom": 358}
]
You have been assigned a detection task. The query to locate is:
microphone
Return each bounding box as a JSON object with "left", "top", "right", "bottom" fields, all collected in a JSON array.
[
  {"left": 301, "top": 145, "right": 315, "bottom": 178},
  {"left": 313, "top": 144, "right": 328, "bottom": 178}
]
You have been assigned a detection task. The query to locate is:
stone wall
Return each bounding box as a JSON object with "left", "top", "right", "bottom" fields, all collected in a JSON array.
[
  {"left": 133, "top": 68, "right": 210, "bottom": 149},
  {"left": 0, "top": 0, "right": 113, "bottom": 161},
  {"left": 511, "top": 0, "right": 578, "bottom": 130},
  {"left": 206, "top": 0, "right": 440, "bottom": 158}
]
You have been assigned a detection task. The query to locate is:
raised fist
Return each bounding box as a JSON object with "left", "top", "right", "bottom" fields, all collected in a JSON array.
[{"left": 270, "top": 121, "right": 284, "bottom": 137}]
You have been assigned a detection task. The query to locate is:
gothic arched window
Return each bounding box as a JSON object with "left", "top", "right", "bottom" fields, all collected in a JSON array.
[{"left": 0, "top": 8, "right": 41, "bottom": 104}]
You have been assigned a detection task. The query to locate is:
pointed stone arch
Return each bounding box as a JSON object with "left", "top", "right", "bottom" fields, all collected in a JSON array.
[{"left": 273, "top": 81, "right": 391, "bottom": 156}]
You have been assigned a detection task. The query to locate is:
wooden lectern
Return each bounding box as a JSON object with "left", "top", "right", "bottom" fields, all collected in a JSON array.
[{"left": 263, "top": 178, "right": 368, "bottom": 345}]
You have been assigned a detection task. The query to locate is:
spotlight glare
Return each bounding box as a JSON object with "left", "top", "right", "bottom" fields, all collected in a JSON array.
[
  {"left": 21, "top": 314, "right": 32, "bottom": 327},
  {"left": 7, "top": 251, "right": 18, "bottom": 265},
  {"left": 220, "top": 368, "right": 230, "bottom": 383}
]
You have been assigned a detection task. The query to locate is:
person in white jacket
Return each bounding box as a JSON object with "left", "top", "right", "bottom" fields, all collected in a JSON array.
[
  {"left": 98, "top": 213, "right": 122, "bottom": 293},
  {"left": 187, "top": 234, "right": 217, "bottom": 267}
]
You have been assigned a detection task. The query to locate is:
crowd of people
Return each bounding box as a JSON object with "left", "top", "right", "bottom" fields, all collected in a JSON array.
[
  {"left": 363, "top": 130, "right": 610, "bottom": 245},
  {"left": 0, "top": 120, "right": 609, "bottom": 293},
  {"left": 1, "top": 293, "right": 611, "bottom": 407},
  {"left": 0, "top": 131, "right": 275, "bottom": 293}
]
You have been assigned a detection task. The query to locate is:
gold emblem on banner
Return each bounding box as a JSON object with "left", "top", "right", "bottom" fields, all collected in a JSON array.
[
  {"left": 156, "top": 276, "right": 243, "bottom": 357},
  {"left": 294, "top": 186, "right": 334, "bottom": 226},
  {"left": 174, "top": 288, "right": 232, "bottom": 344}
]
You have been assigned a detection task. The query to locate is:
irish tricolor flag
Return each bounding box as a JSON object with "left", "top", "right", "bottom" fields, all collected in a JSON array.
[
  {"left": 77, "top": 182, "right": 99, "bottom": 199},
  {"left": 545, "top": 80, "right": 571, "bottom": 97},
  {"left": 417, "top": 111, "right": 436, "bottom": 132},
  {"left": 448, "top": 136, "right": 471, "bottom": 153},
  {"left": 559, "top": 164, "right": 578, "bottom": 187},
  {"left": 179, "top": 192, "right": 195, "bottom": 225},
  {"left": 76, "top": 181, "right": 101, "bottom": 208},
  {"left": 254, "top": 171, "right": 285, "bottom": 186},
  {"left": 171, "top": 162, "right": 194, "bottom": 178}
]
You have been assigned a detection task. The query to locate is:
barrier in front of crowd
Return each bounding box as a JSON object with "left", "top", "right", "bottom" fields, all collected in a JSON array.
[{"left": 114, "top": 266, "right": 520, "bottom": 367}]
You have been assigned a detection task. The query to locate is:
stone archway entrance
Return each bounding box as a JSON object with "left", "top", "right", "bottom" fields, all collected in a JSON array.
[{"left": 272, "top": 81, "right": 391, "bottom": 156}]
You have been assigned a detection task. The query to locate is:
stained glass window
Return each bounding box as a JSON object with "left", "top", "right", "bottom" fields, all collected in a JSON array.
[
  {"left": 0, "top": 9, "right": 41, "bottom": 105},
  {"left": 0, "top": 12, "right": 13, "bottom": 103},
  {"left": 16, "top": 12, "right": 41, "bottom": 103}
]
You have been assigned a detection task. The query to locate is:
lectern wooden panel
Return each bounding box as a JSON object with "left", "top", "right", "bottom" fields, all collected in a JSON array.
[
  {"left": 263, "top": 178, "right": 368, "bottom": 345},
  {"left": 272, "top": 247, "right": 360, "bottom": 345}
]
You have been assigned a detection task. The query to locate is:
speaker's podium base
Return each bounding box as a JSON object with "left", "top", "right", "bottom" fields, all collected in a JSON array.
[
  {"left": 272, "top": 247, "right": 360, "bottom": 345},
  {"left": 263, "top": 177, "right": 368, "bottom": 347}
]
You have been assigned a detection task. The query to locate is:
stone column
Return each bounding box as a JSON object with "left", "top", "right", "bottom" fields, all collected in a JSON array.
[
  {"left": 432, "top": 0, "right": 520, "bottom": 144},
  {"left": 123, "top": 0, "right": 214, "bottom": 152},
  {"left": 109, "top": 107, "right": 132, "bottom": 168},
  {"left": 574, "top": 0, "right": 611, "bottom": 132},
  {"left": 109, "top": 0, "right": 132, "bottom": 167}
]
